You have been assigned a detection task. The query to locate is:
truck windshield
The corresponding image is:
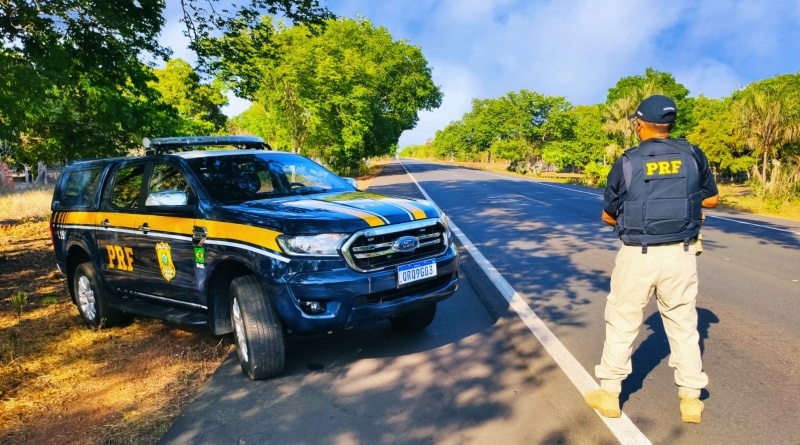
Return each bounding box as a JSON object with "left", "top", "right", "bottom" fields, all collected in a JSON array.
[{"left": 186, "top": 153, "right": 354, "bottom": 204}]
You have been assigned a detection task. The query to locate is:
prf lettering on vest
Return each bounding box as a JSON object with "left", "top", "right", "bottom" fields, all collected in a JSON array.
[
  {"left": 646, "top": 159, "right": 682, "bottom": 176},
  {"left": 106, "top": 244, "right": 134, "bottom": 271}
]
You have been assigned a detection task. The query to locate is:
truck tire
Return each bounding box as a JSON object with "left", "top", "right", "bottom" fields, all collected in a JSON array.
[
  {"left": 230, "top": 275, "right": 285, "bottom": 380},
  {"left": 390, "top": 303, "right": 437, "bottom": 331},
  {"left": 73, "top": 262, "right": 122, "bottom": 328}
]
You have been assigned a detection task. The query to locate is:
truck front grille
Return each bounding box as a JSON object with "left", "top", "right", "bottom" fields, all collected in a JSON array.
[{"left": 342, "top": 219, "right": 449, "bottom": 272}]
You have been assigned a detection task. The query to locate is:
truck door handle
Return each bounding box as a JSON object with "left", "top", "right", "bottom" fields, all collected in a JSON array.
[
  {"left": 139, "top": 223, "right": 151, "bottom": 233},
  {"left": 101, "top": 219, "right": 110, "bottom": 228}
]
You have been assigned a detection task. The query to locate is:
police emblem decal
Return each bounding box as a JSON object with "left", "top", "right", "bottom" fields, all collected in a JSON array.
[{"left": 155, "top": 242, "right": 176, "bottom": 281}]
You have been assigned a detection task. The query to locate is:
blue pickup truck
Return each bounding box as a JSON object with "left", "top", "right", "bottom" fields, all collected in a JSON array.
[{"left": 50, "top": 136, "right": 459, "bottom": 379}]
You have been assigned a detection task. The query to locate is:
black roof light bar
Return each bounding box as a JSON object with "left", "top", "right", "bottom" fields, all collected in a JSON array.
[{"left": 143, "top": 136, "right": 270, "bottom": 155}]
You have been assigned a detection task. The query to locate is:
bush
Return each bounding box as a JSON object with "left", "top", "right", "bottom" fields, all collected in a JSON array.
[{"left": 582, "top": 161, "right": 612, "bottom": 187}]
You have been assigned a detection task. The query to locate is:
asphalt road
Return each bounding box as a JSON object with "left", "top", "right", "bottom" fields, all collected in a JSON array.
[
  {"left": 396, "top": 159, "right": 800, "bottom": 445},
  {"left": 161, "top": 159, "right": 800, "bottom": 445}
]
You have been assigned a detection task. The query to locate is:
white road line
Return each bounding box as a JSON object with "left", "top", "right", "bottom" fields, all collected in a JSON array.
[
  {"left": 705, "top": 214, "right": 800, "bottom": 235},
  {"left": 399, "top": 161, "right": 652, "bottom": 445}
]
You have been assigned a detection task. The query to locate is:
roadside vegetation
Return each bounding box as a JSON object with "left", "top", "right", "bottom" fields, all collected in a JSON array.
[{"left": 400, "top": 69, "right": 800, "bottom": 214}]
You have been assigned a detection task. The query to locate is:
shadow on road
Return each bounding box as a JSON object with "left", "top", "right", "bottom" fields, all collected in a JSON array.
[{"left": 620, "top": 307, "right": 720, "bottom": 405}]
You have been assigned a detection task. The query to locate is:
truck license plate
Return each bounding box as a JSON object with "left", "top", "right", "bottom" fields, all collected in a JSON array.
[{"left": 397, "top": 259, "right": 437, "bottom": 287}]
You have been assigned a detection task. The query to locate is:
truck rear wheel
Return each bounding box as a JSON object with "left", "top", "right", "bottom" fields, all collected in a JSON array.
[
  {"left": 230, "top": 275, "right": 285, "bottom": 380},
  {"left": 390, "top": 303, "right": 437, "bottom": 331},
  {"left": 73, "top": 262, "right": 122, "bottom": 328}
]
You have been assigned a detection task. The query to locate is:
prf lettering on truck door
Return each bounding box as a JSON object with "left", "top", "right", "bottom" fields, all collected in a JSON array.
[
  {"left": 645, "top": 160, "right": 682, "bottom": 177},
  {"left": 106, "top": 245, "right": 134, "bottom": 271}
]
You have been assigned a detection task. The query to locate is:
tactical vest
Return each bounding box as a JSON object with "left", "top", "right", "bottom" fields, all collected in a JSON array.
[{"left": 617, "top": 138, "right": 703, "bottom": 248}]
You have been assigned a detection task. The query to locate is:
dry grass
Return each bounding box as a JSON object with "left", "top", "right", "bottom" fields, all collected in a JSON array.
[
  {"left": 717, "top": 184, "right": 800, "bottom": 221},
  {"left": 0, "top": 186, "right": 54, "bottom": 225},
  {"left": 0, "top": 219, "right": 235, "bottom": 445}
]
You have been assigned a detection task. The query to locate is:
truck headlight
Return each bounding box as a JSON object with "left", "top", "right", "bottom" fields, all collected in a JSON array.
[
  {"left": 441, "top": 213, "right": 452, "bottom": 245},
  {"left": 277, "top": 233, "right": 347, "bottom": 256}
]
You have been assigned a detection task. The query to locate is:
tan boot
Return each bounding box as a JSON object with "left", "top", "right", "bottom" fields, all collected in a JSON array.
[
  {"left": 680, "top": 395, "right": 704, "bottom": 423},
  {"left": 585, "top": 389, "right": 621, "bottom": 418}
]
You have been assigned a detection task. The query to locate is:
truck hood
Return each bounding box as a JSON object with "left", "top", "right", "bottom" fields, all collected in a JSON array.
[{"left": 210, "top": 191, "right": 441, "bottom": 234}]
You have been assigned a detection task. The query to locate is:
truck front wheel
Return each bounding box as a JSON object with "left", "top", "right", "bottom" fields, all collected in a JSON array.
[
  {"left": 73, "top": 262, "right": 122, "bottom": 328},
  {"left": 230, "top": 275, "right": 285, "bottom": 380}
]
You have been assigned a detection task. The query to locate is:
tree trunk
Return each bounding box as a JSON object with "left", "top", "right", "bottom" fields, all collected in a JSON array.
[{"left": 35, "top": 161, "right": 48, "bottom": 185}]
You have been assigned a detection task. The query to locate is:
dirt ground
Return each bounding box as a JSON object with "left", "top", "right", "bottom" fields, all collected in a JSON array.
[
  {"left": 0, "top": 220, "right": 235, "bottom": 445},
  {"left": 0, "top": 162, "right": 386, "bottom": 445}
]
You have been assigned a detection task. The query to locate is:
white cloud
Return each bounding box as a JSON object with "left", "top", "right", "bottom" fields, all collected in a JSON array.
[{"left": 674, "top": 61, "right": 744, "bottom": 99}]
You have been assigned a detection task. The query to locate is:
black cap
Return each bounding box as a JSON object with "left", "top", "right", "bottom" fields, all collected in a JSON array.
[{"left": 629, "top": 95, "right": 677, "bottom": 123}]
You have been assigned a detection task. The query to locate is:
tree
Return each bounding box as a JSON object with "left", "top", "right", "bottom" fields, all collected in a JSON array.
[
  {"left": 686, "top": 95, "right": 752, "bottom": 180},
  {"left": 218, "top": 17, "right": 442, "bottom": 174},
  {"left": 150, "top": 59, "right": 228, "bottom": 136},
  {"left": 532, "top": 104, "right": 612, "bottom": 172},
  {"left": 1, "top": 0, "right": 168, "bottom": 152},
  {"left": 604, "top": 68, "right": 694, "bottom": 144},
  {"left": 733, "top": 74, "right": 800, "bottom": 183},
  {"left": 1, "top": 0, "right": 331, "bottom": 164}
]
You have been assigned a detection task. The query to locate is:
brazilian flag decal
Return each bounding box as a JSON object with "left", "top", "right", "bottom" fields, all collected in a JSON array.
[{"left": 194, "top": 247, "right": 205, "bottom": 264}]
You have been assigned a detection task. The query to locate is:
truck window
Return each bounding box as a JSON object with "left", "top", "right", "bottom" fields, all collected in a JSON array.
[
  {"left": 55, "top": 168, "right": 103, "bottom": 209},
  {"left": 110, "top": 165, "right": 146, "bottom": 209}
]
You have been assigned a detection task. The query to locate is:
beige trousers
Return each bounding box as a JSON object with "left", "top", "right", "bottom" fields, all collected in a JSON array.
[{"left": 595, "top": 242, "right": 708, "bottom": 399}]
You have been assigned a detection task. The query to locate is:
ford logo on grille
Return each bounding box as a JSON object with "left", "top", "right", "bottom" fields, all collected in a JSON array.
[{"left": 393, "top": 236, "right": 419, "bottom": 253}]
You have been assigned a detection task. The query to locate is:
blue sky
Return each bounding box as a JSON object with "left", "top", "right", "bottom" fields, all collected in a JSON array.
[{"left": 161, "top": 0, "right": 800, "bottom": 148}]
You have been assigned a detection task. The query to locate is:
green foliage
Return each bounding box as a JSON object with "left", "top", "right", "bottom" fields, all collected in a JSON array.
[
  {"left": 150, "top": 59, "right": 229, "bottom": 136},
  {"left": 749, "top": 159, "right": 800, "bottom": 202},
  {"left": 433, "top": 90, "right": 574, "bottom": 166},
  {"left": 604, "top": 68, "right": 694, "bottom": 142},
  {"left": 1, "top": 1, "right": 331, "bottom": 164},
  {"left": 41, "top": 296, "right": 59, "bottom": 306},
  {"left": 687, "top": 95, "right": 753, "bottom": 179},
  {"left": 401, "top": 143, "right": 438, "bottom": 159},
  {"left": 733, "top": 73, "right": 800, "bottom": 184},
  {"left": 217, "top": 17, "right": 441, "bottom": 175},
  {"left": 558, "top": 105, "right": 611, "bottom": 166},
  {"left": 183, "top": 0, "right": 333, "bottom": 69},
  {"left": 1, "top": 0, "right": 170, "bottom": 162},
  {"left": 582, "top": 161, "right": 612, "bottom": 187},
  {"left": 10, "top": 291, "right": 29, "bottom": 322}
]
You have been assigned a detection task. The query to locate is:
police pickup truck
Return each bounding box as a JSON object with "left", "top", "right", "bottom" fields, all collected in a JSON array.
[{"left": 50, "top": 136, "right": 459, "bottom": 379}]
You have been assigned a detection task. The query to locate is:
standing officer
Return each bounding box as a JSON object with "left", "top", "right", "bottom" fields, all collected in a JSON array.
[{"left": 585, "top": 95, "right": 719, "bottom": 423}]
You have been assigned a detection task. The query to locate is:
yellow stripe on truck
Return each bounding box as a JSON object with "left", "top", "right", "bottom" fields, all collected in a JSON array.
[
  {"left": 288, "top": 200, "right": 386, "bottom": 227},
  {"left": 204, "top": 220, "right": 283, "bottom": 252},
  {"left": 383, "top": 198, "right": 428, "bottom": 220},
  {"left": 95, "top": 212, "right": 138, "bottom": 227},
  {"left": 140, "top": 215, "right": 196, "bottom": 233}
]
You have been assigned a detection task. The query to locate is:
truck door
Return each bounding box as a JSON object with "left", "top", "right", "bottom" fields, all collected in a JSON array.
[
  {"left": 134, "top": 162, "right": 201, "bottom": 305},
  {"left": 96, "top": 162, "right": 146, "bottom": 293}
]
